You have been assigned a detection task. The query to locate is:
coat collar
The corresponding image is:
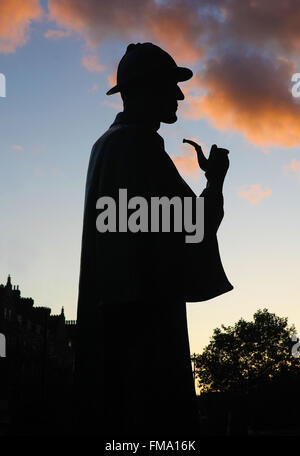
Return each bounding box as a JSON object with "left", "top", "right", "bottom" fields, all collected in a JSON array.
[{"left": 109, "top": 111, "right": 161, "bottom": 132}]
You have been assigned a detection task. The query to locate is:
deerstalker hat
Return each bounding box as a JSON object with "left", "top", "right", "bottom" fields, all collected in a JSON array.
[{"left": 106, "top": 42, "right": 193, "bottom": 95}]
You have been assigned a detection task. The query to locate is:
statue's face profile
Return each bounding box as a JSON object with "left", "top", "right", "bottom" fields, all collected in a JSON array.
[
  {"left": 121, "top": 76, "right": 186, "bottom": 124},
  {"left": 152, "top": 79, "right": 185, "bottom": 124}
]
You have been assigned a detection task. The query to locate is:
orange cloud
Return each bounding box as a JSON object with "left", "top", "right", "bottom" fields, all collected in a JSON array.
[
  {"left": 237, "top": 184, "right": 272, "bottom": 204},
  {"left": 107, "top": 70, "right": 117, "bottom": 89},
  {"left": 182, "top": 54, "right": 300, "bottom": 147},
  {"left": 0, "top": 0, "right": 43, "bottom": 54},
  {"left": 145, "top": 2, "right": 204, "bottom": 63},
  {"left": 4, "top": 0, "right": 300, "bottom": 150},
  {"left": 47, "top": 0, "right": 300, "bottom": 148},
  {"left": 283, "top": 159, "right": 300, "bottom": 182},
  {"left": 47, "top": 0, "right": 300, "bottom": 62},
  {"left": 171, "top": 149, "right": 200, "bottom": 180},
  {"left": 81, "top": 55, "right": 106, "bottom": 73},
  {"left": 47, "top": 0, "right": 204, "bottom": 63},
  {"left": 43, "top": 0, "right": 300, "bottom": 148}
]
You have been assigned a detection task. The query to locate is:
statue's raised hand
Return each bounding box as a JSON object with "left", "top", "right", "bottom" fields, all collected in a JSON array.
[{"left": 183, "top": 139, "right": 230, "bottom": 185}]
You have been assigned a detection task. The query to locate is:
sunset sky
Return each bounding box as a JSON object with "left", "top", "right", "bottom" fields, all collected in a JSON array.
[{"left": 1, "top": 0, "right": 300, "bottom": 359}]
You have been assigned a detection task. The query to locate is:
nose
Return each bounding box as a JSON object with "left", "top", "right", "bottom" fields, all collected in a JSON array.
[{"left": 175, "top": 84, "right": 184, "bottom": 101}]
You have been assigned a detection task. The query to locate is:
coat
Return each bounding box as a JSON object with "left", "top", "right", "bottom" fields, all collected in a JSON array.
[
  {"left": 73, "top": 111, "right": 233, "bottom": 433},
  {"left": 77, "top": 110, "right": 233, "bottom": 309}
]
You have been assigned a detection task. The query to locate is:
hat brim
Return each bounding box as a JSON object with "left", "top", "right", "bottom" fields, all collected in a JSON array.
[
  {"left": 174, "top": 66, "right": 193, "bottom": 82},
  {"left": 106, "top": 85, "right": 121, "bottom": 96},
  {"left": 106, "top": 66, "right": 193, "bottom": 96}
]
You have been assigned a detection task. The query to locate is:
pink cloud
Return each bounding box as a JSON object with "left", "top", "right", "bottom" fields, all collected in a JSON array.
[
  {"left": 46, "top": 0, "right": 300, "bottom": 148},
  {"left": 237, "top": 184, "right": 272, "bottom": 204},
  {"left": 4, "top": 0, "right": 300, "bottom": 149},
  {"left": 0, "top": 0, "right": 43, "bottom": 54},
  {"left": 48, "top": 0, "right": 204, "bottom": 63},
  {"left": 182, "top": 54, "right": 300, "bottom": 147},
  {"left": 283, "top": 159, "right": 300, "bottom": 182},
  {"left": 171, "top": 149, "right": 200, "bottom": 180},
  {"left": 107, "top": 70, "right": 117, "bottom": 89},
  {"left": 81, "top": 55, "right": 106, "bottom": 73}
]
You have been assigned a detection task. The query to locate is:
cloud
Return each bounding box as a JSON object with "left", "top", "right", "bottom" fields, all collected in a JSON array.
[
  {"left": 237, "top": 184, "right": 272, "bottom": 204},
  {"left": 31, "top": 145, "right": 44, "bottom": 156},
  {"left": 88, "top": 83, "right": 99, "bottom": 93},
  {"left": 107, "top": 70, "right": 117, "bottom": 89},
  {"left": 2, "top": 0, "right": 300, "bottom": 148},
  {"left": 183, "top": 53, "right": 300, "bottom": 147},
  {"left": 145, "top": 2, "right": 205, "bottom": 63},
  {"left": 81, "top": 55, "right": 106, "bottom": 73},
  {"left": 44, "top": 29, "right": 71, "bottom": 40},
  {"left": 0, "top": 1, "right": 290, "bottom": 147},
  {"left": 46, "top": 0, "right": 300, "bottom": 63},
  {"left": 11, "top": 144, "right": 24, "bottom": 151},
  {"left": 0, "top": 0, "right": 43, "bottom": 54},
  {"left": 171, "top": 149, "right": 200, "bottom": 180},
  {"left": 283, "top": 159, "right": 300, "bottom": 182},
  {"left": 101, "top": 99, "right": 122, "bottom": 111},
  {"left": 209, "top": 0, "right": 300, "bottom": 56},
  {"left": 46, "top": 0, "right": 300, "bottom": 148},
  {"left": 47, "top": 0, "right": 205, "bottom": 63}
]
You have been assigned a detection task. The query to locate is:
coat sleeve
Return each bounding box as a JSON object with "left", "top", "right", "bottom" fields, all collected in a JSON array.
[{"left": 136, "top": 131, "right": 234, "bottom": 302}]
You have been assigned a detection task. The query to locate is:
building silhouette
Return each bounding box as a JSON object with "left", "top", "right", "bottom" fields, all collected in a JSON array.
[{"left": 0, "top": 275, "right": 76, "bottom": 435}]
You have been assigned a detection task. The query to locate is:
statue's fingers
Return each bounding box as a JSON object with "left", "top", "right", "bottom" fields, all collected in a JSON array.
[
  {"left": 210, "top": 145, "right": 229, "bottom": 157},
  {"left": 216, "top": 147, "right": 230, "bottom": 156},
  {"left": 209, "top": 144, "right": 229, "bottom": 161}
]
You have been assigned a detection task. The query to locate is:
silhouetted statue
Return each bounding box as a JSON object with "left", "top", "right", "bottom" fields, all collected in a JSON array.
[{"left": 74, "top": 42, "right": 233, "bottom": 437}]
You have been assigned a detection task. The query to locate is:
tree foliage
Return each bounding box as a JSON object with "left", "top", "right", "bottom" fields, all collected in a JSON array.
[{"left": 196, "top": 308, "right": 300, "bottom": 393}]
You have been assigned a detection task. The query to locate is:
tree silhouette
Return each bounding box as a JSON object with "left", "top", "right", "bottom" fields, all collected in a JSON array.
[{"left": 196, "top": 308, "right": 300, "bottom": 394}]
